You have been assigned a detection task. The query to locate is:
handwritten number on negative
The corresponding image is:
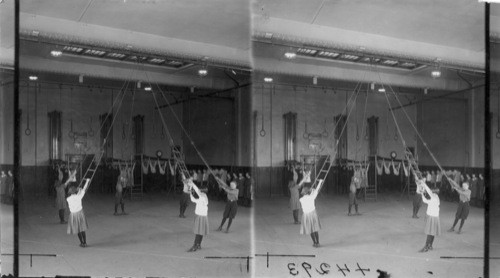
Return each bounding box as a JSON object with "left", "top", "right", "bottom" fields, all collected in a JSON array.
[
  {"left": 337, "top": 264, "right": 351, "bottom": 277},
  {"left": 316, "top": 263, "right": 330, "bottom": 275},
  {"left": 288, "top": 263, "right": 299, "bottom": 276},
  {"left": 355, "top": 262, "right": 370, "bottom": 276}
]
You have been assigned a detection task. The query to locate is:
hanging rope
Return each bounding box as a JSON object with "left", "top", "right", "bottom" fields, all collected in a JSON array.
[
  {"left": 377, "top": 74, "right": 452, "bottom": 183},
  {"left": 68, "top": 87, "right": 74, "bottom": 139},
  {"left": 312, "top": 84, "right": 362, "bottom": 191},
  {"left": 497, "top": 88, "right": 500, "bottom": 139},
  {"left": 122, "top": 88, "right": 136, "bottom": 159},
  {"left": 25, "top": 82, "right": 31, "bottom": 136},
  {"left": 140, "top": 68, "right": 229, "bottom": 187},
  {"left": 260, "top": 84, "right": 266, "bottom": 137}
]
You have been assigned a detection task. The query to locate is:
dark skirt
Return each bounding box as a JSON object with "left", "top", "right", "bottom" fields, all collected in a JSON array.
[
  {"left": 193, "top": 215, "right": 209, "bottom": 235},
  {"left": 223, "top": 200, "right": 238, "bottom": 219},
  {"left": 180, "top": 192, "right": 190, "bottom": 207},
  {"left": 424, "top": 215, "right": 441, "bottom": 236},
  {"left": 349, "top": 192, "right": 357, "bottom": 205},
  {"left": 413, "top": 194, "right": 423, "bottom": 208},
  {"left": 455, "top": 201, "right": 470, "bottom": 220},
  {"left": 67, "top": 209, "right": 88, "bottom": 234},
  {"left": 115, "top": 191, "right": 124, "bottom": 205},
  {"left": 55, "top": 187, "right": 67, "bottom": 210},
  {"left": 300, "top": 210, "right": 321, "bottom": 235}
]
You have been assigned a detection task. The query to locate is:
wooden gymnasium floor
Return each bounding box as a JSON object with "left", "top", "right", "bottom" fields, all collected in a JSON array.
[
  {"left": 2, "top": 191, "right": 494, "bottom": 277},
  {"left": 16, "top": 191, "right": 252, "bottom": 277},
  {"left": 254, "top": 192, "right": 485, "bottom": 278}
]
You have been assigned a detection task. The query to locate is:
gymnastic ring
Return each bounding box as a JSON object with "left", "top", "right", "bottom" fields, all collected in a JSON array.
[
  {"left": 260, "top": 129, "right": 266, "bottom": 137},
  {"left": 496, "top": 132, "right": 500, "bottom": 139},
  {"left": 24, "top": 128, "right": 31, "bottom": 136}
]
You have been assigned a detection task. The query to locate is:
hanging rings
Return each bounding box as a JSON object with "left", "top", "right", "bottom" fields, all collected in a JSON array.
[
  {"left": 88, "top": 116, "right": 94, "bottom": 137},
  {"left": 260, "top": 128, "right": 266, "bottom": 137},
  {"left": 25, "top": 83, "right": 31, "bottom": 136},
  {"left": 260, "top": 85, "right": 266, "bottom": 137},
  {"left": 322, "top": 119, "right": 329, "bottom": 137},
  {"left": 25, "top": 113, "right": 31, "bottom": 136},
  {"left": 303, "top": 121, "right": 309, "bottom": 139},
  {"left": 68, "top": 119, "right": 75, "bottom": 139}
]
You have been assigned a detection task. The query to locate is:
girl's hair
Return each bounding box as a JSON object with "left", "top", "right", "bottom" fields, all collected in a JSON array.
[{"left": 68, "top": 186, "right": 78, "bottom": 195}]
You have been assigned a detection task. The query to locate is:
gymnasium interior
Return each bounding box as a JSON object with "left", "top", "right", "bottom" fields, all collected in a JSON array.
[{"left": 0, "top": 1, "right": 499, "bottom": 278}]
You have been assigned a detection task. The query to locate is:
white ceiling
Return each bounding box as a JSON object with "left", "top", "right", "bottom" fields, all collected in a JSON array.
[
  {"left": 20, "top": 0, "right": 250, "bottom": 51},
  {"left": 256, "top": 0, "right": 484, "bottom": 52},
  {"left": 252, "top": 0, "right": 490, "bottom": 90},
  {"left": 0, "top": 0, "right": 497, "bottom": 90}
]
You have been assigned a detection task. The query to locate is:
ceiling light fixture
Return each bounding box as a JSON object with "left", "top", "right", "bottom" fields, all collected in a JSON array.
[
  {"left": 284, "top": 52, "right": 297, "bottom": 59},
  {"left": 137, "top": 81, "right": 141, "bottom": 89},
  {"left": 431, "top": 59, "right": 441, "bottom": 78},
  {"left": 264, "top": 77, "right": 273, "bottom": 83},
  {"left": 198, "top": 68, "right": 208, "bottom": 77},
  {"left": 50, "top": 50, "right": 62, "bottom": 57},
  {"left": 79, "top": 75, "right": 84, "bottom": 83},
  {"left": 29, "top": 75, "right": 38, "bottom": 81},
  {"left": 145, "top": 86, "right": 152, "bottom": 91},
  {"left": 431, "top": 68, "right": 441, "bottom": 78},
  {"left": 378, "top": 88, "right": 386, "bottom": 93},
  {"left": 313, "top": 76, "right": 318, "bottom": 85}
]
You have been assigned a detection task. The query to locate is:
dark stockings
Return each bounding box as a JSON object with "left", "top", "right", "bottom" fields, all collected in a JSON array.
[
  {"left": 292, "top": 210, "right": 299, "bottom": 223},
  {"left": 77, "top": 231, "right": 87, "bottom": 245},
  {"left": 180, "top": 204, "right": 187, "bottom": 216},
  {"left": 459, "top": 219, "right": 465, "bottom": 230},
  {"left": 348, "top": 205, "right": 359, "bottom": 214},
  {"left": 219, "top": 217, "right": 233, "bottom": 231},
  {"left": 310, "top": 232, "right": 319, "bottom": 244},
  {"left": 58, "top": 209, "right": 65, "bottom": 222},
  {"left": 219, "top": 217, "right": 227, "bottom": 228},
  {"left": 194, "top": 234, "right": 203, "bottom": 246},
  {"left": 425, "top": 235, "right": 434, "bottom": 247}
]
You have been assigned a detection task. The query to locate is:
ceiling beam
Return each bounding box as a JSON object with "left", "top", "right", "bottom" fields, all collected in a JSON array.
[
  {"left": 390, "top": 84, "right": 484, "bottom": 111},
  {"left": 253, "top": 57, "right": 469, "bottom": 91},
  {"left": 20, "top": 55, "right": 234, "bottom": 90}
]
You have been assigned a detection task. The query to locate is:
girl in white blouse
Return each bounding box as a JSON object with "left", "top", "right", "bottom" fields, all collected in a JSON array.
[
  {"left": 299, "top": 174, "right": 324, "bottom": 248},
  {"left": 187, "top": 179, "right": 209, "bottom": 252},
  {"left": 66, "top": 178, "right": 91, "bottom": 247},
  {"left": 418, "top": 178, "right": 441, "bottom": 252}
]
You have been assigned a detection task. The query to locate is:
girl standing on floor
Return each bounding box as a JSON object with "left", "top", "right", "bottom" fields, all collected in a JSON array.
[
  {"left": 448, "top": 180, "right": 471, "bottom": 234},
  {"left": 348, "top": 176, "right": 361, "bottom": 216},
  {"left": 412, "top": 180, "right": 424, "bottom": 218},
  {"left": 179, "top": 172, "right": 192, "bottom": 218},
  {"left": 418, "top": 178, "right": 441, "bottom": 252},
  {"left": 299, "top": 175, "right": 324, "bottom": 248},
  {"left": 114, "top": 175, "right": 127, "bottom": 215},
  {"left": 67, "top": 178, "right": 91, "bottom": 247},
  {"left": 55, "top": 166, "right": 74, "bottom": 224},
  {"left": 187, "top": 178, "right": 209, "bottom": 252},
  {"left": 216, "top": 179, "right": 239, "bottom": 232},
  {"left": 289, "top": 167, "right": 305, "bottom": 224}
]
